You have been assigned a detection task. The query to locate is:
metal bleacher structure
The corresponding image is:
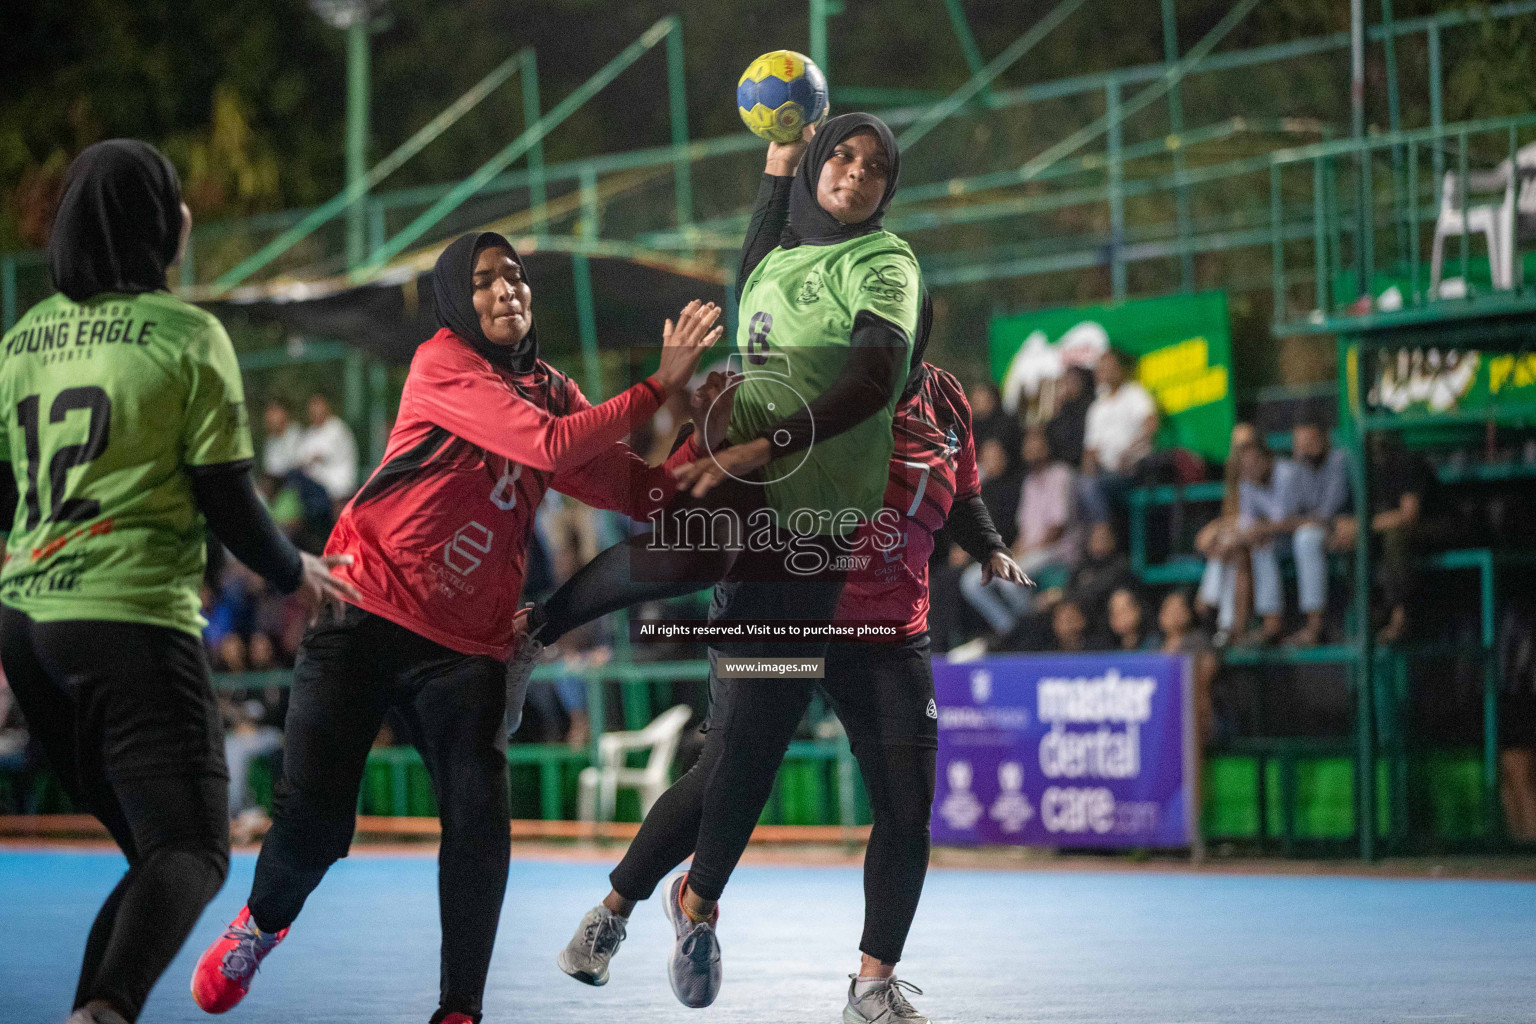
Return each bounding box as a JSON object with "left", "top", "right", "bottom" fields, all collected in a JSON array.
[{"left": 3, "top": 1, "right": 1536, "bottom": 855}]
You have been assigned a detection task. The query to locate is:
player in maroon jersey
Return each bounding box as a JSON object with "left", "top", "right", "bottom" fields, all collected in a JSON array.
[
  {"left": 555, "top": 348, "right": 1029, "bottom": 1024},
  {"left": 191, "top": 231, "right": 722, "bottom": 1024}
]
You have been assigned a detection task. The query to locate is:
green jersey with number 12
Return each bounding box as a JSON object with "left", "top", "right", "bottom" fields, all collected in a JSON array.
[
  {"left": 728, "top": 230, "right": 919, "bottom": 533},
  {"left": 0, "top": 291, "right": 253, "bottom": 636}
]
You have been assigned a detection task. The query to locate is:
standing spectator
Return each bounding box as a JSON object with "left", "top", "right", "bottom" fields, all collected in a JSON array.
[
  {"left": 262, "top": 400, "right": 304, "bottom": 479},
  {"left": 295, "top": 394, "right": 359, "bottom": 503},
  {"left": 1254, "top": 420, "right": 1350, "bottom": 647},
  {"left": 1044, "top": 365, "right": 1095, "bottom": 468},
  {"left": 960, "top": 426, "right": 1078, "bottom": 635},
  {"left": 1154, "top": 589, "right": 1220, "bottom": 744},
  {"left": 1499, "top": 603, "right": 1536, "bottom": 841},
  {"left": 1196, "top": 423, "right": 1259, "bottom": 644},
  {"left": 968, "top": 381, "right": 1020, "bottom": 472},
  {"left": 1079, "top": 350, "right": 1159, "bottom": 524},
  {"left": 1105, "top": 587, "right": 1150, "bottom": 651}
]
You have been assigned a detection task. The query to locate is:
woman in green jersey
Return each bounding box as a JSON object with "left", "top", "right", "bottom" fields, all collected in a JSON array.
[
  {"left": 527, "top": 113, "right": 922, "bottom": 1008},
  {"left": 0, "top": 139, "right": 352, "bottom": 1024}
]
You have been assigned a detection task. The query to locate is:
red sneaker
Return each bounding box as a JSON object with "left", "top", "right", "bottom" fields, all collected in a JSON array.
[{"left": 190, "top": 905, "right": 288, "bottom": 1013}]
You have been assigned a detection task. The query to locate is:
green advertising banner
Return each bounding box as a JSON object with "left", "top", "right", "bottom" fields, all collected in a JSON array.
[
  {"left": 988, "top": 291, "right": 1235, "bottom": 461},
  {"left": 1359, "top": 345, "right": 1536, "bottom": 419}
]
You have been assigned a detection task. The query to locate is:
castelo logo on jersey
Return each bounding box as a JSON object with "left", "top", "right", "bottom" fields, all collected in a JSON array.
[{"left": 443, "top": 521, "right": 494, "bottom": 575}]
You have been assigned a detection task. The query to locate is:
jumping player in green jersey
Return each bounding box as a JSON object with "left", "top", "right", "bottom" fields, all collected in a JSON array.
[
  {"left": 525, "top": 113, "right": 921, "bottom": 1009},
  {"left": 0, "top": 140, "right": 353, "bottom": 1024}
]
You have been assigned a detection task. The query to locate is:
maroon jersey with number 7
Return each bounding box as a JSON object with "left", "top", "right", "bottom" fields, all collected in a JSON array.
[{"left": 834, "top": 364, "right": 979, "bottom": 639}]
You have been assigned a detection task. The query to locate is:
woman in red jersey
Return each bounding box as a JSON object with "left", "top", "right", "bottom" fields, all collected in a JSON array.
[{"left": 192, "top": 231, "right": 721, "bottom": 1024}]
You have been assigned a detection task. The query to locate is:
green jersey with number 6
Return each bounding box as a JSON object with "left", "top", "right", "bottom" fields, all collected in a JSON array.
[
  {"left": 0, "top": 291, "right": 253, "bottom": 636},
  {"left": 728, "top": 230, "right": 919, "bottom": 533}
]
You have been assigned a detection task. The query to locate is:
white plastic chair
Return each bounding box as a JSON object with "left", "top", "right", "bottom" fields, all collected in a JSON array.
[
  {"left": 577, "top": 704, "right": 693, "bottom": 823},
  {"left": 1431, "top": 166, "right": 1514, "bottom": 295}
]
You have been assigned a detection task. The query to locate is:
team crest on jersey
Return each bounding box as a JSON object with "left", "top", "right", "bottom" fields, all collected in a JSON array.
[
  {"left": 795, "top": 272, "right": 824, "bottom": 306},
  {"left": 942, "top": 427, "right": 960, "bottom": 459},
  {"left": 860, "top": 264, "right": 909, "bottom": 304}
]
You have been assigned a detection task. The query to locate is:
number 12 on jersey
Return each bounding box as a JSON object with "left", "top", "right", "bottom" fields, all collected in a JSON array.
[{"left": 16, "top": 386, "right": 112, "bottom": 531}]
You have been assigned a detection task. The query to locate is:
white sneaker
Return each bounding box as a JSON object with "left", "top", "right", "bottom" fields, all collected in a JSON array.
[
  {"left": 843, "top": 975, "right": 929, "bottom": 1023},
  {"left": 663, "top": 873, "right": 722, "bottom": 1008}
]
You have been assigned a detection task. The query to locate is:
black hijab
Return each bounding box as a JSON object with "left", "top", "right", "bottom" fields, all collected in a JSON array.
[
  {"left": 781, "top": 112, "right": 900, "bottom": 250},
  {"left": 48, "top": 139, "right": 184, "bottom": 302},
  {"left": 432, "top": 231, "right": 539, "bottom": 373}
]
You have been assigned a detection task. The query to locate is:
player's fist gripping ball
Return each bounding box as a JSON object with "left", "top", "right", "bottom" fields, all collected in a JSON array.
[{"left": 737, "top": 50, "right": 829, "bottom": 143}]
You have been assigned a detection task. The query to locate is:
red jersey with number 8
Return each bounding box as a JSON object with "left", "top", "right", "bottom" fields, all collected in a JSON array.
[
  {"left": 326, "top": 328, "right": 690, "bottom": 658},
  {"left": 834, "top": 364, "right": 978, "bottom": 639}
]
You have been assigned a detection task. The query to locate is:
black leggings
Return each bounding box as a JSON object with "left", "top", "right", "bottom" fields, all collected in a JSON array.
[
  {"left": 537, "top": 472, "right": 766, "bottom": 645},
  {"left": 247, "top": 605, "right": 509, "bottom": 1024},
  {"left": 0, "top": 609, "right": 231, "bottom": 1022},
  {"left": 609, "top": 638, "right": 937, "bottom": 964}
]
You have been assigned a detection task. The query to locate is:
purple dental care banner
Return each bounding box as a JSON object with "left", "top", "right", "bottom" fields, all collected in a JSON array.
[{"left": 932, "top": 653, "right": 1193, "bottom": 848}]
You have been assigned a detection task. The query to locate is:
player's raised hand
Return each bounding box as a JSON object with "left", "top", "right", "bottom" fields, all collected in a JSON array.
[
  {"left": 981, "top": 549, "right": 1033, "bottom": 588},
  {"left": 295, "top": 552, "right": 361, "bottom": 623},
  {"left": 673, "top": 436, "right": 771, "bottom": 498},
  {"left": 656, "top": 300, "right": 724, "bottom": 395},
  {"left": 689, "top": 370, "right": 741, "bottom": 453},
  {"left": 765, "top": 123, "right": 816, "bottom": 177}
]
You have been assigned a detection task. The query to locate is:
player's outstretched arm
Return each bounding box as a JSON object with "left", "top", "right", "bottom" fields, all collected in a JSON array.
[{"left": 416, "top": 301, "right": 722, "bottom": 476}]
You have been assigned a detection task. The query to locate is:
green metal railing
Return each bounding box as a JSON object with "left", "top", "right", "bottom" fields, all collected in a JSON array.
[{"left": 1269, "top": 114, "right": 1536, "bottom": 336}]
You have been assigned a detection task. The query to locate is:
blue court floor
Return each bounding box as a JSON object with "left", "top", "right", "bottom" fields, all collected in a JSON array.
[{"left": 3, "top": 849, "right": 1536, "bottom": 1023}]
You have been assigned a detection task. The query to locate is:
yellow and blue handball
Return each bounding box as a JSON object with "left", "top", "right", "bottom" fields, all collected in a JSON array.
[{"left": 737, "top": 50, "right": 829, "bottom": 143}]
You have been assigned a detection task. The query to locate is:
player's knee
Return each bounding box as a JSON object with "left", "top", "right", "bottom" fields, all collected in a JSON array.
[
  {"left": 276, "top": 786, "right": 359, "bottom": 863},
  {"left": 147, "top": 839, "right": 230, "bottom": 905}
]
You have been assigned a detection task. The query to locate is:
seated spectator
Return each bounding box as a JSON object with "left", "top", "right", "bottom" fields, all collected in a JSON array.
[
  {"left": 976, "top": 436, "right": 1023, "bottom": 549},
  {"left": 960, "top": 426, "right": 1078, "bottom": 635},
  {"left": 1105, "top": 587, "right": 1150, "bottom": 651},
  {"left": 969, "top": 380, "right": 1020, "bottom": 469},
  {"left": 1196, "top": 422, "right": 1259, "bottom": 644},
  {"left": 1063, "top": 521, "right": 1135, "bottom": 625},
  {"left": 1245, "top": 420, "right": 1350, "bottom": 647},
  {"left": 1044, "top": 365, "right": 1095, "bottom": 469},
  {"left": 1328, "top": 434, "right": 1436, "bottom": 644},
  {"left": 1079, "top": 349, "right": 1159, "bottom": 524},
  {"left": 222, "top": 686, "right": 285, "bottom": 839},
  {"left": 203, "top": 563, "right": 261, "bottom": 671},
  {"left": 296, "top": 393, "right": 359, "bottom": 504},
  {"left": 1231, "top": 440, "right": 1283, "bottom": 644},
  {"left": 262, "top": 399, "right": 303, "bottom": 478},
  {"left": 1050, "top": 598, "right": 1089, "bottom": 653}
]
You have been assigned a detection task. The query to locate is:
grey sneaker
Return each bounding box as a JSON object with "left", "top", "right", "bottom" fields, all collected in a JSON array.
[
  {"left": 663, "top": 873, "right": 722, "bottom": 1008},
  {"left": 503, "top": 628, "right": 544, "bottom": 734},
  {"left": 556, "top": 904, "right": 628, "bottom": 986},
  {"left": 843, "top": 975, "right": 929, "bottom": 1024}
]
